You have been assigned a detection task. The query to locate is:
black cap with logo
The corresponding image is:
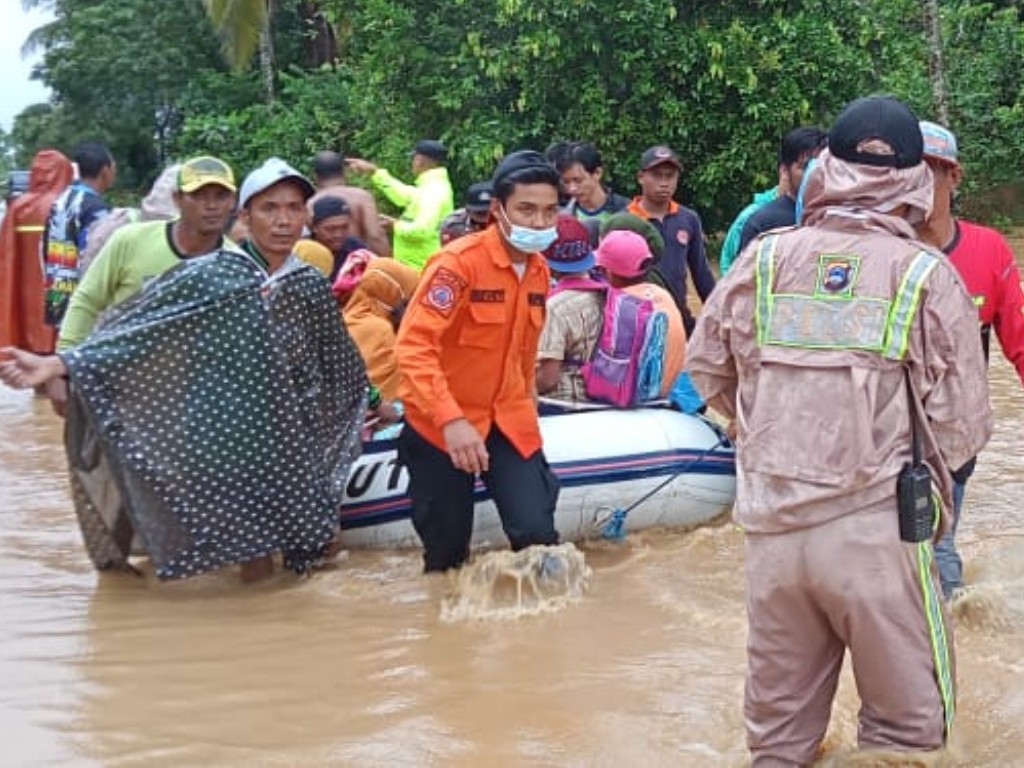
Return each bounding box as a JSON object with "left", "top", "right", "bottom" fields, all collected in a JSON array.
[
  {"left": 638, "top": 145, "right": 682, "bottom": 171},
  {"left": 465, "top": 181, "right": 494, "bottom": 213},
  {"left": 828, "top": 96, "right": 923, "bottom": 169}
]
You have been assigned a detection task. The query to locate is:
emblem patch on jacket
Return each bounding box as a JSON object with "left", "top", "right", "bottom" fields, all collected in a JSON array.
[
  {"left": 815, "top": 254, "right": 860, "bottom": 298},
  {"left": 422, "top": 267, "right": 467, "bottom": 317}
]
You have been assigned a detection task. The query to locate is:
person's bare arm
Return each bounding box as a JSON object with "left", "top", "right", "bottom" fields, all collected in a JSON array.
[
  {"left": 0, "top": 348, "right": 67, "bottom": 389},
  {"left": 535, "top": 358, "right": 563, "bottom": 394},
  {"left": 358, "top": 193, "right": 392, "bottom": 257}
]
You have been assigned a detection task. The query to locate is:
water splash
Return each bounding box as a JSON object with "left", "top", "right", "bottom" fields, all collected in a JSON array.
[
  {"left": 951, "top": 584, "right": 1016, "bottom": 632},
  {"left": 440, "top": 543, "right": 590, "bottom": 622}
]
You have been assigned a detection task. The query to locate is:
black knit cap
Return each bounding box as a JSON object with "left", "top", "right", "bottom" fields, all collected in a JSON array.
[
  {"left": 828, "top": 95, "right": 923, "bottom": 169},
  {"left": 413, "top": 139, "right": 448, "bottom": 162},
  {"left": 311, "top": 195, "right": 351, "bottom": 224},
  {"left": 491, "top": 150, "right": 557, "bottom": 188}
]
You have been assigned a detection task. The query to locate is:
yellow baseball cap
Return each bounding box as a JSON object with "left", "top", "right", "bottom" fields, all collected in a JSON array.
[{"left": 177, "top": 156, "right": 236, "bottom": 193}]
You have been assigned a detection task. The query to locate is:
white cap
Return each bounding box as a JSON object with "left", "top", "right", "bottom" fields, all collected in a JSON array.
[{"left": 238, "top": 157, "right": 315, "bottom": 208}]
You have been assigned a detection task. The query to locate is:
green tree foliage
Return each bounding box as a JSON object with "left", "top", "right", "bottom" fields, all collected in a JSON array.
[
  {"left": 0, "top": 128, "right": 16, "bottom": 178},
  {"left": 9, "top": 103, "right": 79, "bottom": 167},
  {"left": 334, "top": 0, "right": 935, "bottom": 227},
  {"left": 943, "top": 1, "right": 1024, "bottom": 191},
  {"left": 202, "top": 0, "right": 270, "bottom": 72},
  {"left": 13, "top": 0, "right": 1024, "bottom": 226},
  {"left": 15, "top": 0, "right": 226, "bottom": 186},
  {"left": 14, "top": 0, "right": 336, "bottom": 187},
  {"left": 176, "top": 67, "right": 353, "bottom": 179}
]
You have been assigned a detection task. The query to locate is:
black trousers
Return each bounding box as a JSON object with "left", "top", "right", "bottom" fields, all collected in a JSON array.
[{"left": 397, "top": 423, "right": 560, "bottom": 572}]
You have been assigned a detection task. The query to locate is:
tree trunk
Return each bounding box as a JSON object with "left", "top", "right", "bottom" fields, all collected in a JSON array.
[
  {"left": 922, "top": 0, "right": 949, "bottom": 124},
  {"left": 301, "top": 1, "right": 339, "bottom": 69},
  {"left": 259, "top": 0, "right": 276, "bottom": 102}
]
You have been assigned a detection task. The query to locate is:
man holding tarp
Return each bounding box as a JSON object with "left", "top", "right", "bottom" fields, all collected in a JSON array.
[{"left": 0, "top": 158, "right": 369, "bottom": 582}]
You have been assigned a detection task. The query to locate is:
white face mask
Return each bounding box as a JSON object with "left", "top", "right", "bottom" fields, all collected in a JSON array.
[{"left": 498, "top": 205, "right": 558, "bottom": 253}]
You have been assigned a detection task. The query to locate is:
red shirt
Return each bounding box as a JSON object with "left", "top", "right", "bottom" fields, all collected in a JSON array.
[{"left": 946, "top": 219, "right": 1024, "bottom": 385}]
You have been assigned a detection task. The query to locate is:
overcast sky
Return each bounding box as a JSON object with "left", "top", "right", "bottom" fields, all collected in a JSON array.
[{"left": 0, "top": 0, "right": 52, "bottom": 132}]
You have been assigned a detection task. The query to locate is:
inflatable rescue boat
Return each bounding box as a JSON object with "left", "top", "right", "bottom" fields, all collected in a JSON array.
[{"left": 338, "top": 405, "right": 736, "bottom": 549}]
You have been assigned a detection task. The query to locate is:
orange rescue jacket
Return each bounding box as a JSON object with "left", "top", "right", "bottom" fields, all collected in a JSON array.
[{"left": 396, "top": 226, "right": 549, "bottom": 457}]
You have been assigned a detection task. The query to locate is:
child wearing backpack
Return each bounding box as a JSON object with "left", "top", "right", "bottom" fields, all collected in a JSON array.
[
  {"left": 536, "top": 216, "right": 606, "bottom": 402},
  {"left": 594, "top": 230, "right": 686, "bottom": 400}
]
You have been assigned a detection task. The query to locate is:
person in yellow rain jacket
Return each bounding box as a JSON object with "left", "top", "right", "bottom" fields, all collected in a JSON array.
[{"left": 346, "top": 140, "right": 454, "bottom": 271}]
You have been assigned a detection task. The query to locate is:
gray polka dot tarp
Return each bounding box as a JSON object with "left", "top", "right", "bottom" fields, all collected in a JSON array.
[{"left": 61, "top": 250, "right": 368, "bottom": 579}]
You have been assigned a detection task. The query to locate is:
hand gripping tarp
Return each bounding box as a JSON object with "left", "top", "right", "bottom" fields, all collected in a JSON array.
[{"left": 61, "top": 250, "right": 368, "bottom": 579}]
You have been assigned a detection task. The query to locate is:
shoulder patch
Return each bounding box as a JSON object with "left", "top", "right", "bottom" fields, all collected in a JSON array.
[
  {"left": 815, "top": 253, "right": 860, "bottom": 298},
  {"left": 421, "top": 266, "right": 467, "bottom": 317}
]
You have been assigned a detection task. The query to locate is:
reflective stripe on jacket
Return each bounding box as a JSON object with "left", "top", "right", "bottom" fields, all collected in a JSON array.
[{"left": 687, "top": 215, "right": 992, "bottom": 534}]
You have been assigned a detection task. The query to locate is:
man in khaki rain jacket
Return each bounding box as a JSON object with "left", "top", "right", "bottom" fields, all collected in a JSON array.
[{"left": 687, "top": 96, "right": 992, "bottom": 766}]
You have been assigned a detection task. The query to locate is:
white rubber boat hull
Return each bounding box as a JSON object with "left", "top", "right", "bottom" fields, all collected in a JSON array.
[{"left": 338, "top": 407, "right": 735, "bottom": 549}]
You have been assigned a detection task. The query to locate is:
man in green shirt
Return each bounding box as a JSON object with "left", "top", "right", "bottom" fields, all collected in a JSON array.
[
  {"left": 57, "top": 156, "right": 238, "bottom": 352},
  {"left": 346, "top": 140, "right": 454, "bottom": 271}
]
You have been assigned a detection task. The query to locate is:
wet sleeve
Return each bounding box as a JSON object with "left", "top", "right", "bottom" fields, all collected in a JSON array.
[
  {"left": 537, "top": 304, "right": 568, "bottom": 361},
  {"left": 394, "top": 255, "right": 469, "bottom": 428},
  {"left": 524, "top": 329, "right": 540, "bottom": 397},
  {"left": 522, "top": 271, "right": 549, "bottom": 395},
  {"left": 737, "top": 217, "right": 762, "bottom": 258},
  {"left": 719, "top": 207, "right": 752, "bottom": 276},
  {"left": 684, "top": 275, "right": 739, "bottom": 419},
  {"left": 354, "top": 191, "right": 392, "bottom": 258},
  {"left": 77, "top": 195, "right": 111, "bottom": 254},
  {"left": 393, "top": 180, "right": 449, "bottom": 245},
  {"left": 57, "top": 230, "right": 124, "bottom": 351},
  {"left": 721, "top": 193, "right": 774, "bottom": 276},
  {"left": 913, "top": 263, "right": 993, "bottom": 471},
  {"left": 685, "top": 212, "right": 717, "bottom": 301},
  {"left": 0, "top": 211, "right": 20, "bottom": 344},
  {"left": 371, "top": 168, "right": 415, "bottom": 209},
  {"left": 990, "top": 239, "right": 1024, "bottom": 386}
]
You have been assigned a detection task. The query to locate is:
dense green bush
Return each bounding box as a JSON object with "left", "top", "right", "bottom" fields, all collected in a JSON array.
[
  {"left": 14, "top": 0, "right": 1024, "bottom": 227},
  {"left": 175, "top": 68, "right": 355, "bottom": 180}
]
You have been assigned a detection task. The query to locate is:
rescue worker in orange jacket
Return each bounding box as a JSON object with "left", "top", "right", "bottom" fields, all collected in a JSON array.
[
  {"left": 395, "top": 150, "right": 562, "bottom": 572},
  {"left": 687, "top": 96, "right": 992, "bottom": 765},
  {"left": 0, "top": 150, "right": 74, "bottom": 352}
]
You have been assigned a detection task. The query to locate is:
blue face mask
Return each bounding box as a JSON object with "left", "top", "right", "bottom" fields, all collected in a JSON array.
[{"left": 499, "top": 205, "right": 558, "bottom": 253}]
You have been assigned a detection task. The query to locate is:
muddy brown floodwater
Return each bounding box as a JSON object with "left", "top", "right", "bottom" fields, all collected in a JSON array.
[{"left": 3, "top": 258, "right": 1023, "bottom": 768}]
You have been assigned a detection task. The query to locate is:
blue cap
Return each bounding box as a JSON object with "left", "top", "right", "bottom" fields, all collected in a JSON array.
[
  {"left": 544, "top": 215, "right": 595, "bottom": 273},
  {"left": 920, "top": 121, "right": 959, "bottom": 166}
]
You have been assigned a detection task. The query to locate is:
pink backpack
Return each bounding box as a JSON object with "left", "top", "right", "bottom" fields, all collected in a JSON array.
[{"left": 550, "top": 278, "right": 666, "bottom": 407}]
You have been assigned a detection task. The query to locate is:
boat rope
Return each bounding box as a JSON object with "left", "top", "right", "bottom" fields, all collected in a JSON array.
[{"left": 601, "top": 434, "right": 730, "bottom": 540}]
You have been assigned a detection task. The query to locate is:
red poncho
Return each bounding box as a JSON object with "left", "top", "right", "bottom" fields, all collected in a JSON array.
[{"left": 0, "top": 150, "right": 74, "bottom": 351}]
